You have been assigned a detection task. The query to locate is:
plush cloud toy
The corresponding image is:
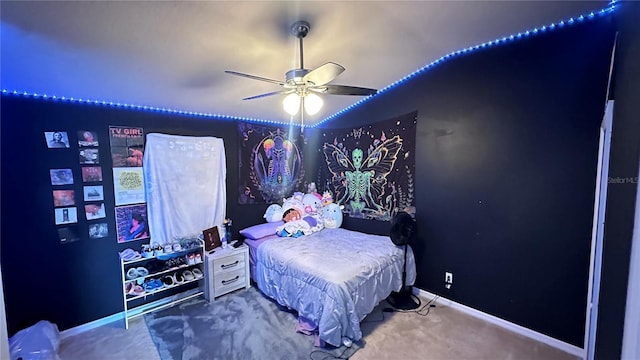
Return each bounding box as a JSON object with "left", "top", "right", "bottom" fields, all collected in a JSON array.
[
  {"left": 322, "top": 203, "right": 344, "bottom": 228},
  {"left": 263, "top": 204, "right": 283, "bottom": 223}
]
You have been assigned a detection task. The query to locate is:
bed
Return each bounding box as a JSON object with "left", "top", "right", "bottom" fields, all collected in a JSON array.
[{"left": 246, "top": 227, "right": 416, "bottom": 347}]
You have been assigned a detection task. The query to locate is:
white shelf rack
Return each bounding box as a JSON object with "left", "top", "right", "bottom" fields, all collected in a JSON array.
[{"left": 120, "top": 243, "right": 205, "bottom": 329}]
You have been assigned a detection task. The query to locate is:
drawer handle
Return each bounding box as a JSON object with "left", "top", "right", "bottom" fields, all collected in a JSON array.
[
  {"left": 221, "top": 276, "right": 240, "bottom": 285},
  {"left": 220, "top": 260, "right": 239, "bottom": 270}
]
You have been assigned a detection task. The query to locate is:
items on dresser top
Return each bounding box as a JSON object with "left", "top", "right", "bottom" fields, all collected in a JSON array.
[{"left": 201, "top": 226, "right": 222, "bottom": 252}]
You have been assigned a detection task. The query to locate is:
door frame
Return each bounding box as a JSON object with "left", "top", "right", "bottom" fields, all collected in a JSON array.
[
  {"left": 621, "top": 156, "right": 640, "bottom": 360},
  {"left": 584, "top": 100, "right": 614, "bottom": 359}
]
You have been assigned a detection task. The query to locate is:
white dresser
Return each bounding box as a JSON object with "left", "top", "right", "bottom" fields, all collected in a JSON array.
[{"left": 204, "top": 243, "right": 250, "bottom": 301}]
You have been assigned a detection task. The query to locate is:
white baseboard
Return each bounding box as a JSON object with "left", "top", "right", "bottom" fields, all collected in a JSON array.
[
  {"left": 413, "top": 287, "right": 585, "bottom": 359},
  {"left": 59, "top": 312, "right": 123, "bottom": 340}
]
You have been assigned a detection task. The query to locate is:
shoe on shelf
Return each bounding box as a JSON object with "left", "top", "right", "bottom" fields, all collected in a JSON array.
[
  {"left": 163, "top": 244, "right": 173, "bottom": 254},
  {"left": 182, "top": 270, "right": 195, "bottom": 282},
  {"left": 162, "top": 275, "right": 175, "bottom": 287},
  {"left": 143, "top": 279, "right": 159, "bottom": 292},
  {"left": 131, "top": 285, "right": 145, "bottom": 296},
  {"left": 154, "top": 246, "right": 164, "bottom": 256},
  {"left": 146, "top": 260, "right": 164, "bottom": 274},
  {"left": 176, "top": 257, "right": 187, "bottom": 267},
  {"left": 153, "top": 279, "right": 164, "bottom": 289},
  {"left": 126, "top": 282, "right": 145, "bottom": 296},
  {"left": 172, "top": 243, "right": 182, "bottom": 252},
  {"left": 194, "top": 253, "right": 202, "bottom": 264},
  {"left": 136, "top": 267, "right": 149, "bottom": 277},
  {"left": 164, "top": 259, "right": 177, "bottom": 270},
  {"left": 173, "top": 271, "right": 185, "bottom": 284},
  {"left": 187, "top": 253, "right": 196, "bottom": 265},
  {"left": 142, "top": 245, "right": 154, "bottom": 258},
  {"left": 119, "top": 248, "right": 141, "bottom": 262},
  {"left": 192, "top": 268, "right": 203, "bottom": 279},
  {"left": 126, "top": 268, "right": 139, "bottom": 280}
]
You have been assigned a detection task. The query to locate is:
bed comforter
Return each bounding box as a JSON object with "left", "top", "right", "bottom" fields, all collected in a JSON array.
[{"left": 255, "top": 227, "right": 416, "bottom": 347}]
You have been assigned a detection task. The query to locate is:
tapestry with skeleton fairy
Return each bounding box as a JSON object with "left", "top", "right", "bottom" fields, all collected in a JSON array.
[
  {"left": 317, "top": 111, "right": 417, "bottom": 221},
  {"left": 238, "top": 122, "right": 306, "bottom": 204}
]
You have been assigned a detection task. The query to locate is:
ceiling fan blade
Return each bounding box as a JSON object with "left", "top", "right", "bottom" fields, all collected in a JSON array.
[
  {"left": 225, "top": 70, "right": 285, "bottom": 86},
  {"left": 315, "top": 84, "right": 377, "bottom": 96},
  {"left": 242, "top": 89, "right": 293, "bottom": 100},
  {"left": 302, "top": 62, "right": 345, "bottom": 86}
]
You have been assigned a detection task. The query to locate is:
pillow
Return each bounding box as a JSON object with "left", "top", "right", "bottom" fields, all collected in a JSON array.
[{"left": 240, "top": 221, "right": 285, "bottom": 240}]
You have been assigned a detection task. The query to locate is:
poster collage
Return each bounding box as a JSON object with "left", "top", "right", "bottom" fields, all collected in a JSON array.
[
  {"left": 46, "top": 126, "right": 149, "bottom": 245},
  {"left": 109, "top": 126, "right": 150, "bottom": 243},
  {"left": 46, "top": 130, "right": 107, "bottom": 244}
]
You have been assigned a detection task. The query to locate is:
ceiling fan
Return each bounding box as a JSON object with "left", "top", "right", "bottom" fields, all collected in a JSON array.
[{"left": 225, "top": 21, "right": 377, "bottom": 126}]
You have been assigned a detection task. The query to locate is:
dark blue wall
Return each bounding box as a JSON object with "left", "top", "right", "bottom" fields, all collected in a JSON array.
[
  {"left": 0, "top": 99, "right": 270, "bottom": 333},
  {"left": 319, "top": 14, "right": 615, "bottom": 348}
]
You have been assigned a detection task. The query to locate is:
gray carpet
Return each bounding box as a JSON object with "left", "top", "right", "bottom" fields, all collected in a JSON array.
[{"left": 144, "top": 287, "right": 362, "bottom": 360}]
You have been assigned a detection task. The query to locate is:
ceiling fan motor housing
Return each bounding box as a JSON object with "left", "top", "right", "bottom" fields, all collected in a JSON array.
[
  {"left": 291, "top": 21, "right": 310, "bottom": 39},
  {"left": 286, "top": 69, "right": 311, "bottom": 86}
]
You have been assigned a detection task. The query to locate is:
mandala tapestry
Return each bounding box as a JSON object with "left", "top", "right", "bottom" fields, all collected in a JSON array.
[
  {"left": 238, "top": 123, "right": 306, "bottom": 204},
  {"left": 317, "top": 111, "right": 417, "bottom": 221}
]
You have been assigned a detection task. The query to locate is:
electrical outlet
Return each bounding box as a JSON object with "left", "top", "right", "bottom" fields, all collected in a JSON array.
[{"left": 445, "top": 272, "right": 453, "bottom": 284}]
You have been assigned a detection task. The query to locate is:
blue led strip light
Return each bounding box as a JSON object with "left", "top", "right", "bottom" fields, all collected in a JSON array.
[
  {"left": 312, "top": 0, "right": 618, "bottom": 128},
  {"left": 1, "top": 1, "right": 617, "bottom": 127},
  {"left": 0, "top": 89, "right": 291, "bottom": 127}
]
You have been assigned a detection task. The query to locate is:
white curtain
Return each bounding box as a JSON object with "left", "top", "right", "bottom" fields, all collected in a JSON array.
[{"left": 143, "top": 133, "right": 226, "bottom": 245}]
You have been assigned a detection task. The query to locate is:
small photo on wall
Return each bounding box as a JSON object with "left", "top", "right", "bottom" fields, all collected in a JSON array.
[
  {"left": 89, "top": 223, "right": 109, "bottom": 239},
  {"left": 81, "top": 166, "right": 103, "bottom": 182},
  {"left": 50, "top": 169, "right": 74, "bottom": 185},
  {"left": 109, "top": 126, "right": 144, "bottom": 168},
  {"left": 78, "top": 130, "right": 99, "bottom": 147},
  {"left": 44, "top": 131, "right": 70, "bottom": 148},
  {"left": 116, "top": 204, "right": 150, "bottom": 243},
  {"left": 79, "top": 149, "right": 99, "bottom": 164},
  {"left": 54, "top": 207, "right": 78, "bottom": 225},
  {"left": 83, "top": 185, "right": 104, "bottom": 201},
  {"left": 53, "top": 190, "right": 75, "bottom": 207},
  {"left": 85, "top": 203, "right": 106, "bottom": 220},
  {"left": 58, "top": 226, "right": 80, "bottom": 244}
]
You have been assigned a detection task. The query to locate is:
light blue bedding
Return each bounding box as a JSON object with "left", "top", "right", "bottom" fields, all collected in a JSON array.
[{"left": 255, "top": 227, "right": 416, "bottom": 347}]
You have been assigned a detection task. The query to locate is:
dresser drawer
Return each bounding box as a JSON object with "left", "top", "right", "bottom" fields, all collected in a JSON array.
[
  {"left": 213, "top": 268, "right": 246, "bottom": 296},
  {"left": 203, "top": 244, "right": 251, "bottom": 302},
  {"left": 212, "top": 252, "right": 246, "bottom": 275}
]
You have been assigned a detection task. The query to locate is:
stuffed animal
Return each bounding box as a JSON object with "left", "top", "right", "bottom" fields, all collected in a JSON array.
[
  {"left": 302, "top": 193, "right": 322, "bottom": 215},
  {"left": 283, "top": 208, "right": 302, "bottom": 222},
  {"left": 307, "top": 182, "right": 322, "bottom": 201},
  {"left": 282, "top": 196, "right": 304, "bottom": 222},
  {"left": 321, "top": 191, "right": 333, "bottom": 206},
  {"left": 263, "top": 204, "right": 284, "bottom": 223},
  {"left": 322, "top": 203, "right": 344, "bottom": 228}
]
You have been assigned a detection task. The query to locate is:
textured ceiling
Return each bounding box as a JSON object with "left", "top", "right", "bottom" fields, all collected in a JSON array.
[{"left": 0, "top": 1, "right": 610, "bottom": 125}]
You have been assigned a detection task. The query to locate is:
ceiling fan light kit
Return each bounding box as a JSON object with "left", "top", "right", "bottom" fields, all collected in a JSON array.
[
  {"left": 283, "top": 92, "right": 323, "bottom": 116},
  {"left": 225, "top": 20, "right": 377, "bottom": 125}
]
